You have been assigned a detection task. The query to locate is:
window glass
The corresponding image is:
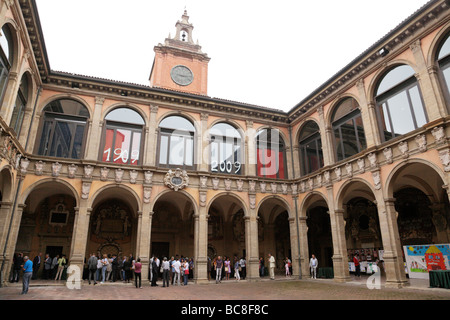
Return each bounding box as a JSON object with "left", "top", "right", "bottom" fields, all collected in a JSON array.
[
  {"left": 438, "top": 34, "right": 450, "bottom": 60},
  {"left": 102, "top": 108, "right": 144, "bottom": 165},
  {"left": 257, "top": 128, "right": 286, "bottom": 179},
  {"left": 10, "top": 74, "right": 28, "bottom": 136},
  {"left": 160, "top": 115, "right": 194, "bottom": 131},
  {"left": 210, "top": 123, "right": 242, "bottom": 175},
  {"left": 376, "top": 65, "right": 415, "bottom": 96},
  {"left": 299, "top": 121, "right": 323, "bottom": 176},
  {"left": 105, "top": 108, "right": 145, "bottom": 125},
  {"left": 438, "top": 34, "right": 450, "bottom": 103},
  {"left": 332, "top": 98, "right": 366, "bottom": 161},
  {"left": 37, "top": 99, "right": 89, "bottom": 159},
  {"left": 0, "top": 26, "right": 12, "bottom": 64},
  {"left": 158, "top": 116, "right": 195, "bottom": 169},
  {"left": 375, "top": 65, "right": 427, "bottom": 142}
]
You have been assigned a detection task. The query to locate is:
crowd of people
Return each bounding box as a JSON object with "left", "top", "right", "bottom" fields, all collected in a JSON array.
[
  {"left": 11, "top": 252, "right": 68, "bottom": 283},
  {"left": 11, "top": 250, "right": 304, "bottom": 294}
]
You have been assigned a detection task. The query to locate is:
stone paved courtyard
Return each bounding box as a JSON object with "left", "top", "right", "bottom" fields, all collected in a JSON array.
[{"left": 1, "top": 275, "right": 449, "bottom": 301}]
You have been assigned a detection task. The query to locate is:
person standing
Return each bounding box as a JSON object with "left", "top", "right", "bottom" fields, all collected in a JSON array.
[
  {"left": 21, "top": 256, "right": 33, "bottom": 295},
  {"left": 309, "top": 254, "right": 318, "bottom": 279},
  {"left": 87, "top": 253, "right": 98, "bottom": 285},
  {"left": 96, "top": 256, "right": 103, "bottom": 282},
  {"left": 111, "top": 255, "right": 119, "bottom": 282},
  {"left": 172, "top": 257, "right": 181, "bottom": 286},
  {"left": 183, "top": 259, "right": 189, "bottom": 286},
  {"left": 162, "top": 257, "right": 170, "bottom": 287},
  {"left": 151, "top": 256, "right": 158, "bottom": 286},
  {"left": 285, "top": 258, "right": 291, "bottom": 277},
  {"left": 55, "top": 255, "right": 66, "bottom": 280},
  {"left": 268, "top": 253, "right": 276, "bottom": 280},
  {"left": 353, "top": 253, "right": 361, "bottom": 278},
  {"left": 101, "top": 254, "right": 108, "bottom": 283},
  {"left": 215, "top": 256, "right": 223, "bottom": 284},
  {"left": 12, "top": 253, "right": 24, "bottom": 283},
  {"left": 134, "top": 258, "right": 142, "bottom": 289},
  {"left": 259, "top": 257, "right": 265, "bottom": 277},
  {"left": 123, "top": 257, "right": 132, "bottom": 283},
  {"left": 32, "top": 253, "right": 42, "bottom": 280},
  {"left": 43, "top": 254, "right": 52, "bottom": 280},
  {"left": 239, "top": 257, "right": 246, "bottom": 280},
  {"left": 207, "top": 257, "right": 211, "bottom": 281},
  {"left": 51, "top": 255, "right": 59, "bottom": 280},
  {"left": 234, "top": 258, "right": 240, "bottom": 281},
  {"left": 224, "top": 257, "right": 231, "bottom": 280}
]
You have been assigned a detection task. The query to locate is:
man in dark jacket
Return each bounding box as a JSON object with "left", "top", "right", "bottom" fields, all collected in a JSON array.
[
  {"left": 87, "top": 253, "right": 98, "bottom": 285},
  {"left": 32, "top": 252, "right": 42, "bottom": 280},
  {"left": 111, "top": 255, "right": 119, "bottom": 282},
  {"left": 151, "top": 256, "right": 158, "bottom": 286}
]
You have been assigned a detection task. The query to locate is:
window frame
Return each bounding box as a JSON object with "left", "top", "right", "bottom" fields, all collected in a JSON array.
[
  {"left": 299, "top": 122, "right": 324, "bottom": 177},
  {"left": 100, "top": 120, "right": 144, "bottom": 166},
  {"left": 0, "top": 25, "right": 12, "bottom": 106},
  {"left": 375, "top": 70, "right": 428, "bottom": 142},
  {"left": 209, "top": 123, "right": 243, "bottom": 175},
  {"left": 157, "top": 116, "right": 196, "bottom": 170},
  {"left": 331, "top": 98, "right": 366, "bottom": 162},
  {"left": 36, "top": 100, "right": 89, "bottom": 160},
  {"left": 437, "top": 32, "right": 450, "bottom": 108},
  {"left": 10, "top": 74, "right": 28, "bottom": 137},
  {"left": 256, "top": 128, "right": 287, "bottom": 179}
]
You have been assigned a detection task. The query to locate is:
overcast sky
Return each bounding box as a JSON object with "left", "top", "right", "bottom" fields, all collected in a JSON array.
[{"left": 35, "top": 0, "right": 431, "bottom": 112}]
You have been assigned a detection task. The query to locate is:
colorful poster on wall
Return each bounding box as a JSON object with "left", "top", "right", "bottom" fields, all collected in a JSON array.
[{"left": 403, "top": 244, "right": 450, "bottom": 280}]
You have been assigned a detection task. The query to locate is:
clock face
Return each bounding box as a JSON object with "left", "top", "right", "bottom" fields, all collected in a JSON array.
[{"left": 170, "top": 65, "right": 194, "bottom": 86}]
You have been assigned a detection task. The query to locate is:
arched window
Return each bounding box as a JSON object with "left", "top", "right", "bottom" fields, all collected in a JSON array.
[
  {"left": 332, "top": 97, "right": 366, "bottom": 161},
  {"left": 210, "top": 123, "right": 242, "bottom": 175},
  {"left": 437, "top": 32, "right": 450, "bottom": 102},
  {"left": 256, "top": 128, "right": 287, "bottom": 179},
  {"left": 10, "top": 73, "right": 28, "bottom": 136},
  {"left": 299, "top": 121, "right": 323, "bottom": 176},
  {"left": 101, "top": 108, "right": 145, "bottom": 165},
  {"left": 37, "top": 99, "right": 89, "bottom": 159},
  {"left": 158, "top": 115, "right": 195, "bottom": 169},
  {"left": 375, "top": 65, "right": 428, "bottom": 142},
  {"left": 0, "top": 25, "right": 13, "bottom": 105}
]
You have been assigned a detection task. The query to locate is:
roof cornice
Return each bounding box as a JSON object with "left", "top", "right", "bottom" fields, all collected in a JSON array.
[{"left": 21, "top": 0, "right": 450, "bottom": 124}]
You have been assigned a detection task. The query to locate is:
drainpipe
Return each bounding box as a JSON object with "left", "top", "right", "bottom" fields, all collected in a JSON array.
[
  {"left": 288, "top": 126, "right": 302, "bottom": 279},
  {"left": 0, "top": 86, "right": 41, "bottom": 287}
]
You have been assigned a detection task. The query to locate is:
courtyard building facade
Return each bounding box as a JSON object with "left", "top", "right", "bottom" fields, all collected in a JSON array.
[{"left": 0, "top": 0, "right": 449, "bottom": 288}]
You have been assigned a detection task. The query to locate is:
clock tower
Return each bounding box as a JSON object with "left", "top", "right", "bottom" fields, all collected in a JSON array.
[{"left": 149, "top": 10, "right": 210, "bottom": 96}]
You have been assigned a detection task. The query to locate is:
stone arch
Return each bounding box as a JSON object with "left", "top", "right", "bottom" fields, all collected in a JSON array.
[
  {"left": 384, "top": 158, "right": 446, "bottom": 202},
  {"left": 426, "top": 20, "right": 450, "bottom": 67},
  {"left": 257, "top": 194, "right": 292, "bottom": 222},
  {"left": 206, "top": 192, "right": 248, "bottom": 218},
  {"left": 19, "top": 178, "right": 80, "bottom": 208},
  {"left": 89, "top": 183, "right": 142, "bottom": 215},
  {"left": 150, "top": 188, "right": 197, "bottom": 261},
  {"left": 300, "top": 191, "right": 329, "bottom": 219},
  {"left": 151, "top": 188, "right": 198, "bottom": 218},
  {"left": 335, "top": 177, "right": 378, "bottom": 211}
]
